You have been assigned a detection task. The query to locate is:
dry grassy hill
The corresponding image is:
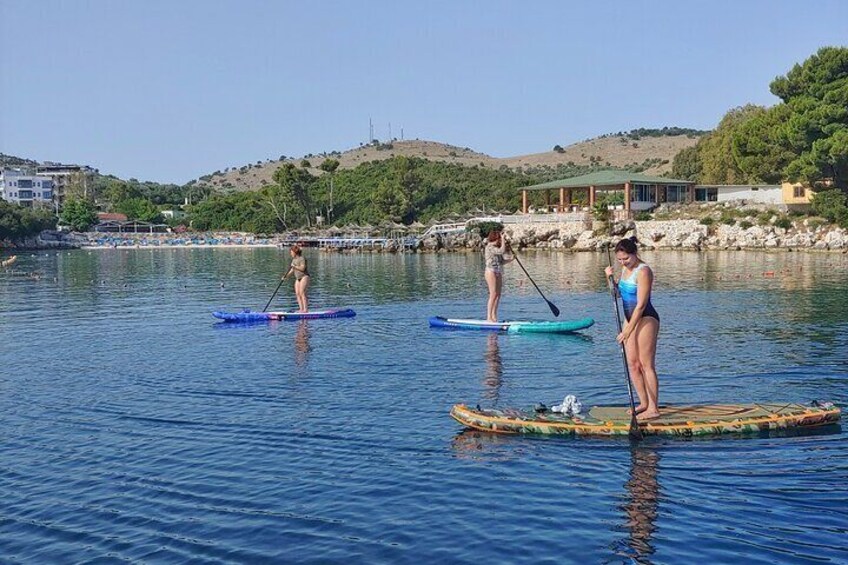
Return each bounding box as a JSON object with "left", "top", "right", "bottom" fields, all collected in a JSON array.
[{"left": 196, "top": 134, "right": 699, "bottom": 191}]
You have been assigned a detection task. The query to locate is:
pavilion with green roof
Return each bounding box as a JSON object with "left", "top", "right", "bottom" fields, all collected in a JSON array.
[{"left": 517, "top": 170, "right": 695, "bottom": 214}]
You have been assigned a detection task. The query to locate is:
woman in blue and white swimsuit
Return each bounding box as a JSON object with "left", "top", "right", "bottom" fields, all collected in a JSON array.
[
  {"left": 605, "top": 236, "right": 661, "bottom": 421},
  {"left": 484, "top": 229, "right": 513, "bottom": 322}
]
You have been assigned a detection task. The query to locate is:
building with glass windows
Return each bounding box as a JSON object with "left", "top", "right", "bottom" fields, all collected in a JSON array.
[
  {"left": 36, "top": 163, "right": 97, "bottom": 204},
  {"left": 0, "top": 168, "right": 55, "bottom": 207},
  {"left": 517, "top": 170, "right": 695, "bottom": 214},
  {"left": 693, "top": 184, "right": 782, "bottom": 204},
  {"left": 516, "top": 170, "right": 814, "bottom": 216}
]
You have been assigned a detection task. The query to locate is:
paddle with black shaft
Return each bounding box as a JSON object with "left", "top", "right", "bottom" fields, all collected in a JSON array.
[
  {"left": 506, "top": 241, "right": 561, "bottom": 317},
  {"left": 262, "top": 270, "right": 291, "bottom": 312},
  {"left": 606, "top": 246, "right": 643, "bottom": 441}
]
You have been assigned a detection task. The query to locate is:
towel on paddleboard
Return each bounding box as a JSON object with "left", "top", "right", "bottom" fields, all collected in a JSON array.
[{"left": 552, "top": 395, "right": 583, "bottom": 416}]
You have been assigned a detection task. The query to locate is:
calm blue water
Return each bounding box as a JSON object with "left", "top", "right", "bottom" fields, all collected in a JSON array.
[{"left": 1, "top": 248, "right": 847, "bottom": 564}]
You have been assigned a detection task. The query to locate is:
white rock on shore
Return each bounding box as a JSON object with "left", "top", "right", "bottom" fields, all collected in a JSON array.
[{"left": 426, "top": 219, "right": 848, "bottom": 253}]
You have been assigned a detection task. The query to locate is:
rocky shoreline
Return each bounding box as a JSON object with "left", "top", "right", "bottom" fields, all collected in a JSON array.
[
  {"left": 406, "top": 220, "right": 848, "bottom": 253},
  {"left": 4, "top": 216, "right": 847, "bottom": 253},
  {"left": 499, "top": 218, "right": 848, "bottom": 252},
  {"left": 349, "top": 218, "right": 848, "bottom": 253},
  {"left": 1, "top": 230, "right": 84, "bottom": 250}
]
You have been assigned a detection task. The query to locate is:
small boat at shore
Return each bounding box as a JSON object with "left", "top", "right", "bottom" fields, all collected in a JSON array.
[
  {"left": 429, "top": 316, "right": 594, "bottom": 334},
  {"left": 213, "top": 308, "right": 356, "bottom": 322},
  {"left": 1, "top": 255, "right": 17, "bottom": 267},
  {"left": 450, "top": 402, "right": 841, "bottom": 438}
]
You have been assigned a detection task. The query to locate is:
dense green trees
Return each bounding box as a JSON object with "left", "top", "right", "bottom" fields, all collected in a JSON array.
[
  {"left": 96, "top": 176, "right": 186, "bottom": 210},
  {"left": 674, "top": 47, "right": 848, "bottom": 191},
  {"left": 319, "top": 158, "right": 340, "bottom": 222},
  {"left": 679, "top": 104, "right": 766, "bottom": 184},
  {"left": 811, "top": 189, "right": 848, "bottom": 227},
  {"left": 267, "top": 163, "right": 317, "bottom": 228},
  {"left": 731, "top": 104, "right": 795, "bottom": 183},
  {"left": 624, "top": 127, "right": 708, "bottom": 139},
  {"left": 0, "top": 200, "right": 56, "bottom": 239},
  {"left": 115, "top": 197, "right": 162, "bottom": 222},
  {"left": 186, "top": 156, "right": 538, "bottom": 231},
  {"left": 670, "top": 145, "right": 701, "bottom": 181},
  {"left": 189, "top": 191, "right": 279, "bottom": 233},
  {"left": 324, "top": 157, "right": 531, "bottom": 224},
  {"left": 59, "top": 198, "right": 98, "bottom": 231},
  {"left": 731, "top": 46, "right": 848, "bottom": 189}
]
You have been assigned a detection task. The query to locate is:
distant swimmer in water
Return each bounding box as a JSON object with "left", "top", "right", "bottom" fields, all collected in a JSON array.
[{"left": 605, "top": 236, "right": 661, "bottom": 421}]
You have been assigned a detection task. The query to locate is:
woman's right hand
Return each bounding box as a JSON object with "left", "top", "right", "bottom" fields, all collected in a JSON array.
[{"left": 604, "top": 266, "right": 614, "bottom": 278}]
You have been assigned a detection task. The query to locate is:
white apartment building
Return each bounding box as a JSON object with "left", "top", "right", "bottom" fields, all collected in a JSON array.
[{"left": 0, "top": 168, "right": 55, "bottom": 207}]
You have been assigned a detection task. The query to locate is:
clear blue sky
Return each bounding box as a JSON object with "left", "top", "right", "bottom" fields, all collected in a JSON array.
[{"left": 1, "top": 0, "right": 846, "bottom": 184}]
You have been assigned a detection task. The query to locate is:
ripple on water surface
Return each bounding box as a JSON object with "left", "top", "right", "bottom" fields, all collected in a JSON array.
[{"left": 1, "top": 249, "right": 846, "bottom": 563}]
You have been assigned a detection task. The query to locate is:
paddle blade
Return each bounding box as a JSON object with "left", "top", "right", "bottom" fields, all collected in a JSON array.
[
  {"left": 628, "top": 419, "right": 643, "bottom": 441},
  {"left": 547, "top": 301, "right": 561, "bottom": 317}
]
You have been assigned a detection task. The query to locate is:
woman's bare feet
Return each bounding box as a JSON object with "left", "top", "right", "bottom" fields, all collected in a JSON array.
[
  {"left": 627, "top": 405, "right": 649, "bottom": 415},
  {"left": 636, "top": 410, "right": 661, "bottom": 422}
]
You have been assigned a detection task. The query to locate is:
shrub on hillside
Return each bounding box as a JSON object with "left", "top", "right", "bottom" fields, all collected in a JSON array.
[
  {"left": 0, "top": 200, "right": 57, "bottom": 238},
  {"left": 774, "top": 216, "right": 793, "bottom": 230},
  {"left": 811, "top": 189, "right": 848, "bottom": 227},
  {"left": 720, "top": 213, "right": 737, "bottom": 225},
  {"left": 59, "top": 198, "right": 97, "bottom": 232}
]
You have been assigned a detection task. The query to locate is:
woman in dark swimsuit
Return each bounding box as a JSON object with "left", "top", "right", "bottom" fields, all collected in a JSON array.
[
  {"left": 287, "top": 245, "right": 310, "bottom": 313},
  {"left": 605, "top": 237, "right": 660, "bottom": 421}
]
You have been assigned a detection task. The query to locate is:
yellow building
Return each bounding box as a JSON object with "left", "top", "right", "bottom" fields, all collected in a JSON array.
[{"left": 781, "top": 182, "right": 814, "bottom": 207}]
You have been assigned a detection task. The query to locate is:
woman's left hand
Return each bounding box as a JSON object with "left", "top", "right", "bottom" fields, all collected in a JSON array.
[{"left": 616, "top": 327, "right": 632, "bottom": 344}]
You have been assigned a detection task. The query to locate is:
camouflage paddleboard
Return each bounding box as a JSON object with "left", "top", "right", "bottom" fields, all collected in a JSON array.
[{"left": 450, "top": 402, "right": 841, "bottom": 438}]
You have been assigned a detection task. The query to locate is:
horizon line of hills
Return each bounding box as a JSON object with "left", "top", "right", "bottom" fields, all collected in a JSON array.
[{"left": 0, "top": 126, "right": 707, "bottom": 189}]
